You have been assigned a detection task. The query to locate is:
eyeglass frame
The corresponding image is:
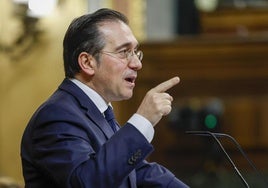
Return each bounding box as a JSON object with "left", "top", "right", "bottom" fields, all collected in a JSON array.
[{"left": 99, "top": 48, "right": 143, "bottom": 62}]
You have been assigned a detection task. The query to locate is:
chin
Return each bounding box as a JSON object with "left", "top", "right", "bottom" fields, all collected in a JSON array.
[
  {"left": 112, "top": 93, "right": 133, "bottom": 102},
  {"left": 123, "top": 94, "right": 133, "bottom": 100},
  {"left": 121, "top": 92, "right": 133, "bottom": 101}
]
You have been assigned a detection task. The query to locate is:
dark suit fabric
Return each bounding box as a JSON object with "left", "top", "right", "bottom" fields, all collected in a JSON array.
[{"left": 21, "top": 79, "right": 188, "bottom": 188}]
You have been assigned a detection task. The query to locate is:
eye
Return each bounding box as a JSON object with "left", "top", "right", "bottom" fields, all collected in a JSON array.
[{"left": 117, "top": 49, "right": 129, "bottom": 58}]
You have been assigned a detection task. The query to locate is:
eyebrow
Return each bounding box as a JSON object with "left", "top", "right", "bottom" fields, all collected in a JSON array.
[{"left": 114, "top": 42, "right": 139, "bottom": 51}]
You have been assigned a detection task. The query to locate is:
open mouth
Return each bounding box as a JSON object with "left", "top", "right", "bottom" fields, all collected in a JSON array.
[{"left": 125, "top": 76, "right": 136, "bottom": 84}]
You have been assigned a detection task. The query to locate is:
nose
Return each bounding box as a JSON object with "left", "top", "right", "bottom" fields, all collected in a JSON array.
[{"left": 128, "top": 56, "right": 142, "bottom": 70}]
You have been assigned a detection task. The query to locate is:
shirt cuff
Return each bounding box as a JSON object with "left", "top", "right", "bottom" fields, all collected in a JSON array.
[{"left": 127, "top": 113, "right": 154, "bottom": 143}]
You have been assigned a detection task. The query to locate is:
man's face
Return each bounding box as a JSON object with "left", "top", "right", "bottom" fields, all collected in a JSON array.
[{"left": 90, "top": 21, "right": 142, "bottom": 102}]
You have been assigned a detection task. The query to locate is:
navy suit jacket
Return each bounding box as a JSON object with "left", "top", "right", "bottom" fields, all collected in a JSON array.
[{"left": 21, "top": 79, "right": 189, "bottom": 188}]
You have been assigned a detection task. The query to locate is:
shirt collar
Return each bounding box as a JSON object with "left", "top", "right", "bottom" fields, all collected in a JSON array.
[{"left": 70, "top": 78, "right": 110, "bottom": 113}]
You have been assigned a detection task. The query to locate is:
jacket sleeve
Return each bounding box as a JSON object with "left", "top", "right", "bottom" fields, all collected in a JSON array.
[
  {"left": 135, "top": 160, "right": 189, "bottom": 188},
  {"left": 27, "top": 102, "right": 188, "bottom": 188},
  {"left": 29, "top": 102, "right": 154, "bottom": 188},
  {"left": 69, "top": 124, "right": 154, "bottom": 188}
]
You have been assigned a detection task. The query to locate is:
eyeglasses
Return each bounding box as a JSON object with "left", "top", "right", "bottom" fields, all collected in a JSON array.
[{"left": 100, "top": 49, "right": 143, "bottom": 62}]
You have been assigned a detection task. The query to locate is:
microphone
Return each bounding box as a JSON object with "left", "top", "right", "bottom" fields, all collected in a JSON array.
[{"left": 186, "top": 131, "right": 251, "bottom": 187}]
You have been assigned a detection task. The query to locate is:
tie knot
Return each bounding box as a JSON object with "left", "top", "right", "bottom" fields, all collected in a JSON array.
[{"left": 104, "top": 106, "right": 115, "bottom": 121}]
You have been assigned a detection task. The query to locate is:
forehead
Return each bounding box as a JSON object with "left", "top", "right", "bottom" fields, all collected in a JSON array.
[{"left": 99, "top": 21, "right": 139, "bottom": 50}]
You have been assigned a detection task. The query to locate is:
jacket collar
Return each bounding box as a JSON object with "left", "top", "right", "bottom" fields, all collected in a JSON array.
[{"left": 58, "top": 78, "right": 114, "bottom": 139}]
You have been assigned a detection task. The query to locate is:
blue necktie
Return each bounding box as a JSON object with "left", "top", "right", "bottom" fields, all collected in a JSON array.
[{"left": 104, "top": 106, "right": 118, "bottom": 133}]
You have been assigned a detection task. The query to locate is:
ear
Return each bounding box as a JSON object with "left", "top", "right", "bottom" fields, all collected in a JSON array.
[{"left": 78, "top": 52, "right": 95, "bottom": 75}]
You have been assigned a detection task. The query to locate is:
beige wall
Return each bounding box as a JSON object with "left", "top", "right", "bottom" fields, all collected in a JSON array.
[
  {"left": 0, "top": 0, "right": 87, "bottom": 184},
  {"left": 0, "top": 0, "right": 148, "bottom": 185},
  {"left": 0, "top": 0, "right": 146, "bottom": 184}
]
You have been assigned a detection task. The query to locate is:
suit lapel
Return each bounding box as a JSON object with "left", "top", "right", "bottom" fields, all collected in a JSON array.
[
  {"left": 85, "top": 105, "right": 114, "bottom": 139},
  {"left": 58, "top": 79, "right": 114, "bottom": 139},
  {"left": 59, "top": 79, "right": 137, "bottom": 187}
]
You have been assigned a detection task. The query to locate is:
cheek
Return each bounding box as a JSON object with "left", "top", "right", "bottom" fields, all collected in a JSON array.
[
  {"left": 99, "top": 64, "right": 124, "bottom": 86},
  {"left": 103, "top": 66, "right": 119, "bottom": 80},
  {"left": 98, "top": 56, "right": 126, "bottom": 83},
  {"left": 102, "top": 62, "right": 124, "bottom": 78}
]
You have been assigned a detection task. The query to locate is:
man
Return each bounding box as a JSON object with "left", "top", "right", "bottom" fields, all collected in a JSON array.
[{"left": 21, "top": 8, "right": 189, "bottom": 188}]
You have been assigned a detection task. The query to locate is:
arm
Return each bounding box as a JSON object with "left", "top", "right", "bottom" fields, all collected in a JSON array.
[
  {"left": 30, "top": 104, "right": 153, "bottom": 188},
  {"left": 69, "top": 124, "right": 154, "bottom": 188},
  {"left": 133, "top": 77, "right": 189, "bottom": 187},
  {"left": 136, "top": 161, "right": 189, "bottom": 188}
]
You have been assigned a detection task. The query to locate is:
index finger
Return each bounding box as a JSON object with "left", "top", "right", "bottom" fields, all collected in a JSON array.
[{"left": 153, "top": 76, "right": 180, "bottom": 93}]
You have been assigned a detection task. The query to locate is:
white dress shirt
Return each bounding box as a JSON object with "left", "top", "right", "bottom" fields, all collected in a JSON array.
[{"left": 70, "top": 79, "right": 154, "bottom": 143}]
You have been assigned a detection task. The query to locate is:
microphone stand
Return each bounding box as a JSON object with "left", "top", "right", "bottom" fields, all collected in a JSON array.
[
  {"left": 186, "top": 131, "right": 250, "bottom": 188},
  {"left": 209, "top": 132, "right": 268, "bottom": 186}
]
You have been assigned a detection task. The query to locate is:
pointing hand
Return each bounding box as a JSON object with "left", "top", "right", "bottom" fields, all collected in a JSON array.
[{"left": 136, "top": 77, "right": 180, "bottom": 126}]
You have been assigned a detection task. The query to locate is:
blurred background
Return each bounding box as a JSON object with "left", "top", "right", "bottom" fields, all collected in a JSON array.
[{"left": 1, "top": 0, "right": 268, "bottom": 187}]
